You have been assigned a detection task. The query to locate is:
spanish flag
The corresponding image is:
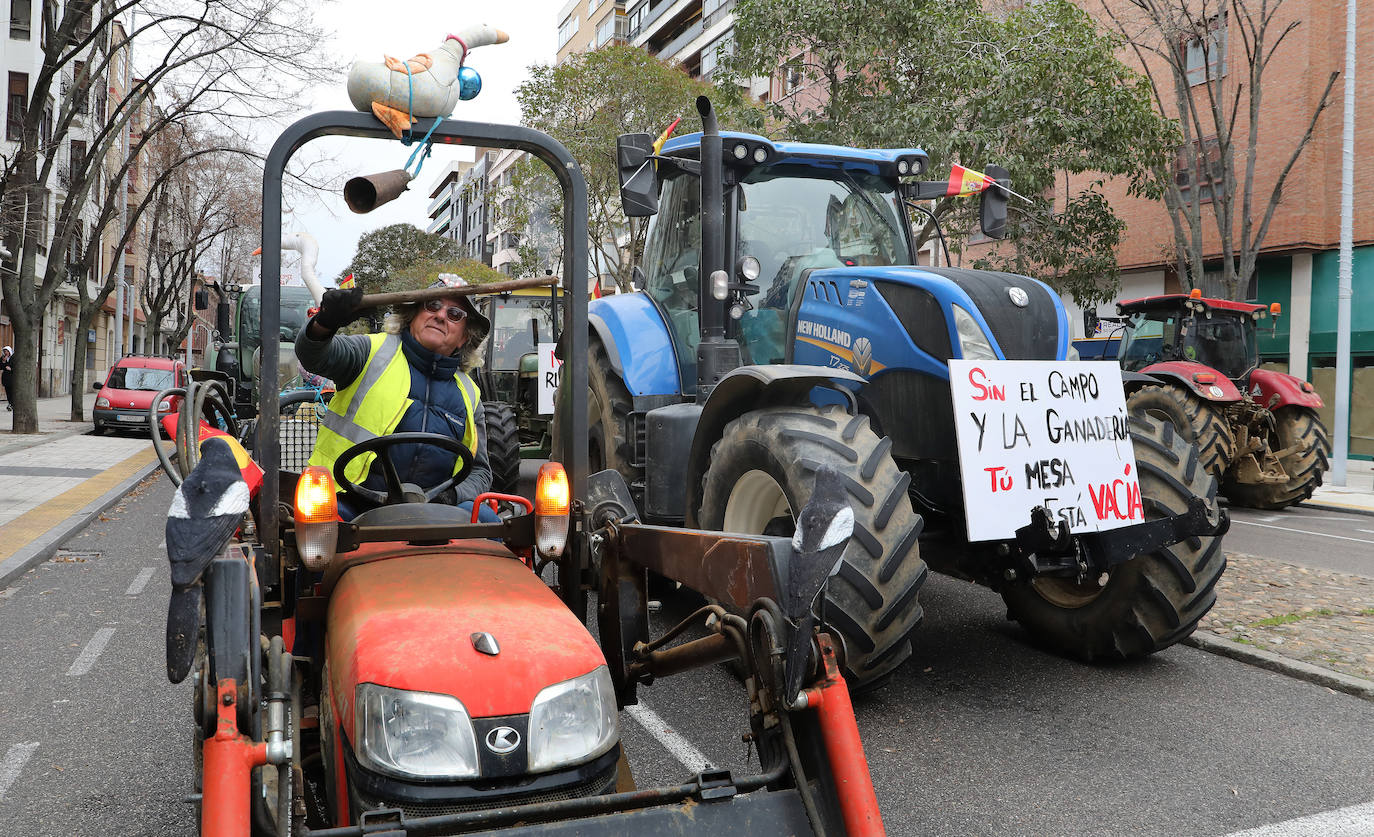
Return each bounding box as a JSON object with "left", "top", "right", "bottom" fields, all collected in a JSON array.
[
  {"left": 652, "top": 117, "right": 683, "bottom": 155},
  {"left": 945, "top": 164, "right": 994, "bottom": 197},
  {"left": 339, "top": 273, "right": 356, "bottom": 289}
]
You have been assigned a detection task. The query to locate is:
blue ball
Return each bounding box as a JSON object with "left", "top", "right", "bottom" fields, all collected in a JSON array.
[{"left": 458, "top": 66, "right": 481, "bottom": 101}]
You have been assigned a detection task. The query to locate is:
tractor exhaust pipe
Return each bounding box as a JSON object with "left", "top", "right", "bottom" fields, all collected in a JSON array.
[
  {"left": 694, "top": 96, "right": 739, "bottom": 399},
  {"left": 344, "top": 169, "right": 413, "bottom": 214}
]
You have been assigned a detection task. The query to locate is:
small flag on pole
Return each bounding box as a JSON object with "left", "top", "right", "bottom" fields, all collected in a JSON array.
[
  {"left": 946, "top": 164, "right": 995, "bottom": 197},
  {"left": 652, "top": 117, "right": 683, "bottom": 155},
  {"left": 338, "top": 274, "right": 356, "bottom": 289}
]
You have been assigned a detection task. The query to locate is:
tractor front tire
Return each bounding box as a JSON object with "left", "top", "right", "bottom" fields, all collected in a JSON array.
[
  {"left": 1222, "top": 407, "right": 1331, "bottom": 510},
  {"left": 698, "top": 405, "right": 928, "bottom": 691},
  {"left": 1000, "top": 414, "right": 1226, "bottom": 661},
  {"left": 552, "top": 338, "right": 640, "bottom": 507},
  {"left": 1127, "top": 383, "right": 1233, "bottom": 480},
  {"left": 483, "top": 401, "right": 521, "bottom": 495}
]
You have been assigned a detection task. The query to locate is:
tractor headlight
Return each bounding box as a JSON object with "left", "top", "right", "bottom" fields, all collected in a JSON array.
[
  {"left": 158, "top": 399, "right": 174, "bottom": 412},
  {"left": 355, "top": 684, "right": 480, "bottom": 780},
  {"left": 527, "top": 666, "right": 618, "bottom": 772},
  {"left": 952, "top": 304, "right": 997, "bottom": 361}
]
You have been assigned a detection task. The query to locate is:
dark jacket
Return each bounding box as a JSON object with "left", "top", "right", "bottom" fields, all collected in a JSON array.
[{"left": 295, "top": 323, "right": 491, "bottom": 505}]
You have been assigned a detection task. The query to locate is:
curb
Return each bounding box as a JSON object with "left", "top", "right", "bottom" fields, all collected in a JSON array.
[
  {"left": 1301, "top": 499, "right": 1374, "bottom": 518},
  {"left": 0, "top": 457, "right": 163, "bottom": 589},
  {"left": 1185, "top": 631, "right": 1374, "bottom": 703}
]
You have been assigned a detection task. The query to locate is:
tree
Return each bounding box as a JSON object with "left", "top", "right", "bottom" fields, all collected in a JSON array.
[
  {"left": 382, "top": 257, "right": 507, "bottom": 294},
  {"left": 1097, "top": 0, "right": 1338, "bottom": 300},
  {"left": 1, "top": 0, "right": 334, "bottom": 432},
  {"left": 338, "top": 224, "right": 462, "bottom": 293},
  {"left": 492, "top": 156, "right": 563, "bottom": 279},
  {"left": 514, "top": 45, "right": 765, "bottom": 291},
  {"left": 729, "top": 0, "right": 1177, "bottom": 307}
]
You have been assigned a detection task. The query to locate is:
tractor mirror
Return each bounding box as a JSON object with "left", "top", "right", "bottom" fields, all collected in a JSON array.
[
  {"left": 979, "top": 164, "right": 1010, "bottom": 240},
  {"left": 616, "top": 133, "right": 659, "bottom": 218},
  {"left": 1083, "top": 309, "right": 1100, "bottom": 337}
]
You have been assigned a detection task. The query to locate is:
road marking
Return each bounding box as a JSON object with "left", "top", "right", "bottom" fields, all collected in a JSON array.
[
  {"left": 1222, "top": 799, "right": 1374, "bottom": 836},
  {"left": 1230, "top": 519, "right": 1374, "bottom": 545},
  {"left": 0, "top": 742, "right": 39, "bottom": 802},
  {"left": 623, "top": 703, "right": 713, "bottom": 774},
  {"left": 125, "top": 567, "right": 156, "bottom": 596},
  {"left": 67, "top": 627, "right": 116, "bottom": 676}
]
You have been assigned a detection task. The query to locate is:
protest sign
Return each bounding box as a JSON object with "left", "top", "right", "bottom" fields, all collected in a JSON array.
[
  {"left": 949, "top": 360, "right": 1140, "bottom": 542},
  {"left": 537, "top": 343, "right": 563, "bottom": 415}
]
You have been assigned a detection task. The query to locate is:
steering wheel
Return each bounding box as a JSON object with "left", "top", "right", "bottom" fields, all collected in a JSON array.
[{"left": 333, "top": 432, "right": 474, "bottom": 507}]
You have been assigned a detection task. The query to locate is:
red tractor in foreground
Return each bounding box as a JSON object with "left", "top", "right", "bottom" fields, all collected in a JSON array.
[{"left": 1115, "top": 290, "right": 1330, "bottom": 510}]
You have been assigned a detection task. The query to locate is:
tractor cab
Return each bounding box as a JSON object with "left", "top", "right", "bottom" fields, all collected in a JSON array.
[{"left": 1116, "top": 293, "right": 1271, "bottom": 383}]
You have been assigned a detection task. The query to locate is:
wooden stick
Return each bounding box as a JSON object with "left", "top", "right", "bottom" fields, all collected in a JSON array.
[{"left": 358, "top": 276, "right": 557, "bottom": 308}]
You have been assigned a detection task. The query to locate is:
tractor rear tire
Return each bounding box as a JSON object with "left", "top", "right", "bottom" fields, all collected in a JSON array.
[
  {"left": 698, "top": 405, "right": 928, "bottom": 691},
  {"left": 484, "top": 401, "right": 521, "bottom": 495},
  {"left": 1222, "top": 407, "right": 1331, "bottom": 510},
  {"left": 1000, "top": 414, "right": 1226, "bottom": 661},
  {"left": 1127, "top": 383, "right": 1234, "bottom": 480},
  {"left": 552, "top": 338, "right": 640, "bottom": 508}
]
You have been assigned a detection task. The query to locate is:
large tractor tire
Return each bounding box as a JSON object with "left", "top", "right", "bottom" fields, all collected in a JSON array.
[
  {"left": 1127, "top": 383, "right": 1234, "bottom": 480},
  {"left": 552, "top": 338, "right": 640, "bottom": 505},
  {"left": 697, "top": 405, "right": 928, "bottom": 691},
  {"left": 1222, "top": 407, "right": 1331, "bottom": 510},
  {"left": 483, "top": 401, "right": 521, "bottom": 495},
  {"left": 1000, "top": 414, "right": 1226, "bottom": 661}
]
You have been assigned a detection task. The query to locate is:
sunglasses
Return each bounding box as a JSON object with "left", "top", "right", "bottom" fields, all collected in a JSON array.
[{"left": 423, "top": 298, "right": 468, "bottom": 324}]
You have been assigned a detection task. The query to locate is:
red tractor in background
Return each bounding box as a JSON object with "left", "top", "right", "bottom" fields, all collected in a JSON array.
[{"left": 1115, "top": 290, "right": 1330, "bottom": 510}]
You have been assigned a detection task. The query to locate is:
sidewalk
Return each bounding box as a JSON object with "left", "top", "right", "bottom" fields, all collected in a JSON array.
[
  {"left": 0, "top": 393, "right": 162, "bottom": 588},
  {"left": 1305, "top": 457, "right": 1374, "bottom": 515}
]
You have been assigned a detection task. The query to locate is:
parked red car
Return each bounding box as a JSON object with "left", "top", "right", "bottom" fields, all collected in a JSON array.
[{"left": 93, "top": 355, "right": 187, "bottom": 435}]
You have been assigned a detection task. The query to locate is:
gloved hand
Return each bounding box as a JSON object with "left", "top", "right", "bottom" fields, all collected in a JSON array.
[{"left": 314, "top": 287, "right": 364, "bottom": 332}]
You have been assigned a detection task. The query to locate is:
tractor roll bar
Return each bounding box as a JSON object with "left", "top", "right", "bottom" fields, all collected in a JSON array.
[{"left": 259, "top": 112, "right": 590, "bottom": 610}]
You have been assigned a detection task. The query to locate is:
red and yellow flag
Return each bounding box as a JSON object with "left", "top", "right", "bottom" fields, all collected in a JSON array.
[
  {"left": 652, "top": 117, "right": 683, "bottom": 155},
  {"left": 338, "top": 273, "right": 356, "bottom": 289},
  {"left": 946, "top": 164, "right": 994, "bottom": 197}
]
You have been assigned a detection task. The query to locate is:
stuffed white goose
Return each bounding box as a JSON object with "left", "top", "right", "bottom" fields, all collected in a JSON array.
[{"left": 346, "top": 23, "right": 509, "bottom": 138}]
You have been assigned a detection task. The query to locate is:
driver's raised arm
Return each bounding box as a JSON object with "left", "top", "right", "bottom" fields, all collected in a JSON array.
[{"left": 295, "top": 288, "right": 369, "bottom": 387}]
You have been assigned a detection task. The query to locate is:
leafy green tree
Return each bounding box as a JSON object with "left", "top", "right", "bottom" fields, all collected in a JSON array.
[
  {"left": 380, "top": 257, "right": 507, "bottom": 294},
  {"left": 337, "top": 224, "right": 462, "bottom": 293},
  {"left": 514, "top": 45, "right": 765, "bottom": 290},
  {"left": 729, "top": 0, "right": 1176, "bottom": 306}
]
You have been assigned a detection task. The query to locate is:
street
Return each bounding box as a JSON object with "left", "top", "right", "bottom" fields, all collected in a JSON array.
[
  {"left": 1, "top": 467, "right": 1373, "bottom": 836},
  {"left": 1221, "top": 504, "right": 1374, "bottom": 577}
]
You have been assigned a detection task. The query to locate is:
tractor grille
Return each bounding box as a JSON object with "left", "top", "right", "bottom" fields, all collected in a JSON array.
[
  {"left": 922, "top": 267, "right": 1061, "bottom": 359},
  {"left": 356, "top": 759, "right": 618, "bottom": 822},
  {"left": 874, "top": 281, "right": 953, "bottom": 361},
  {"left": 278, "top": 394, "right": 328, "bottom": 472}
]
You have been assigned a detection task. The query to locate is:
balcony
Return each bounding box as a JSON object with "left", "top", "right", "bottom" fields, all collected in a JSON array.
[
  {"left": 659, "top": 17, "right": 704, "bottom": 62},
  {"left": 427, "top": 183, "right": 453, "bottom": 218},
  {"left": 633, "top": 0, "right": 694, "bottom": 48}
]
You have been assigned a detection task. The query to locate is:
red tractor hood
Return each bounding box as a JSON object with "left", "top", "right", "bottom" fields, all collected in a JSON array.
[
  {"left": 1140, "top": 360, "right": 1244, "bottom": 402},
  {"left": 326, "top": 545, "right": 605, "bottom": 739}
]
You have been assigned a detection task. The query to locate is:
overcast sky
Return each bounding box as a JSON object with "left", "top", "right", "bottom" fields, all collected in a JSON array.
[{"left": 268, "top": 0, "right": 566, "bottom": 284}]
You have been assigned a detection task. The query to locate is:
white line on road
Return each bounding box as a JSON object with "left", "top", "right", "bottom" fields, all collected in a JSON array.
[
  {"left": 67, "top": 627, "right": 116, "bottom": 676},
  {"left": 0, "top": 742, "right": 39, "bottom": 802},
  {"left": 1230, "top": 519, "right": 1374, "bottom": 545},
  {"left": 125, "top": 567, "right": 156, "bottom": 596},
  {"left": 623, "top": 703, "right": 713, "bottom": 774},
  {"left": 1223, "top": 800, "right": 1374, "bottom": 836}
]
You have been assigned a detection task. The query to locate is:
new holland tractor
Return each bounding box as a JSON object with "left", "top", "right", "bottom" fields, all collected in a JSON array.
[
  {"left": 1113, "top": 290, "right": 1330, "bottom": 510},
  {"left": 556, "top": 98, "right": 1228, "bottom": 689},
  {"left": 160, "top": 104, "right": 889, "bottom": 836}
]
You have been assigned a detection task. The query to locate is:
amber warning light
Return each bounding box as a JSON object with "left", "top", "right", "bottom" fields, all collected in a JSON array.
[
  {"left": 535, "top": 462, "right": 570, "bottom": 557},
  {"left": 294, "top": 466, "right": 339, "bottom": 570}
]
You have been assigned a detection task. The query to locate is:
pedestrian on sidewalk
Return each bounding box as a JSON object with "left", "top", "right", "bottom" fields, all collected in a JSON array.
[{"left": 1, "top": 345, "right": 13, "bottom": 410}]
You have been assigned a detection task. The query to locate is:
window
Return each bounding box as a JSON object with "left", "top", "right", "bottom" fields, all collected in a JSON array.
[
  {"left": 596, "top": 12, "right": 625, "bottom": 47},
  {"left": 1175, "top": 136, "right": 1223, "bottom": 203},
  {"left": 699, "top": 33, "right": 732, "bottom": 76},
  {"left": 627, "top": 0, "right": 645, "bottom": 37},
  {"left": 73, "top": 4, "right": 90, "bottom": 38},
  {"left": 40, "top": 97, "right": 52, "bottom": 147},
  {"left": 72, "top": 62, "right": 88, "bottom": 114},
  {"left": 7, "top": 72, "right": 27, "bottom": 141},
  {"left": 1182, "top": 14, "right": 1226, "bottom": 86},
  {"left": 781, "top": 58, "right": 803, "bottom": 96},
  {"left": 557, "top": 13, "right": 579, "bottom": 48},
  {"left": 9, "top": 0, "right": 31, "bottom": 39},
  {"left": 39, "top": 0, "right": 52, "bottom": 47},
  {"left": 588, "top": 0, "right": 598, "bottom": 16},
  {"left": 704, "top": 0, "right": 729, "bottom": 17}
]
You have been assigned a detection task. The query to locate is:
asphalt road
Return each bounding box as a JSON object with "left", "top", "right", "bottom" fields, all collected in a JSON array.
[
  {"left": 1, "top": 472, "right": 1373, "bottom": 836},
  {"left": 1221, "top": 502, "right": 1374, "bottom": 577}
]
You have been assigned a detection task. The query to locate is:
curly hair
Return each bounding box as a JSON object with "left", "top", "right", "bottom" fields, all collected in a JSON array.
[{"left": 385, "top": 304, "right": 488, "bottom": 374}]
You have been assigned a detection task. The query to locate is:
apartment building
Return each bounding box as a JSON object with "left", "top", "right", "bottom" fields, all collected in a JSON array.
[
  {"left": 1063, "top": 1, "right": 1373, "bottom": 459},
  {"left": 425, "top": 150, "right": 499, "bottom": 266}
]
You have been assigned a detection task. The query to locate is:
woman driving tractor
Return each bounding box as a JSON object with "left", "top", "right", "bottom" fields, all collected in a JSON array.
[{"left": 295, "top": 274, "right": 500, "bottom": 522}]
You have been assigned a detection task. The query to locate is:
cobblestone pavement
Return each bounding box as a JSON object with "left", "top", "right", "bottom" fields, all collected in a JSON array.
[{"left": 1203, "top": 551, "right": 1374, "bottom": 682}]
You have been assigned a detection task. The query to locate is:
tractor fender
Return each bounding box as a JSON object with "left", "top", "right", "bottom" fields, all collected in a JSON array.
[
  {"left": 1119, "top": 370, "right": 1162, "bottom": 392},
  {"left": 1246, "top": 367, "right": 1324, "bottom": 409},
  {"left": 684, "top": 364, "right": 867, "bottom": 528},
  {"left": 1140, "top": 360, "right": 1244, "bottom": 402},
  {"left": 584, "top": 293, "right": 681, "bottom": 397}
]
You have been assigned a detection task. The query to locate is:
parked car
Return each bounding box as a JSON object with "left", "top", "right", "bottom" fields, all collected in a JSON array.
[{"left": 93, "top": 355, "right": 187, "bottom": 435}]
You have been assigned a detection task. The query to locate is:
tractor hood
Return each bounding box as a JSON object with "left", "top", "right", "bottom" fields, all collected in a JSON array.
[{"left": 326, "top": 548, "right": 606, "bottom": 738}]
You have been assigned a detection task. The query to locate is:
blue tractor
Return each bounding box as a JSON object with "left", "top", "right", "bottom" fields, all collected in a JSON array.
[{"left": 556, "top": 99, "right": 1226, "bottom": 689}]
